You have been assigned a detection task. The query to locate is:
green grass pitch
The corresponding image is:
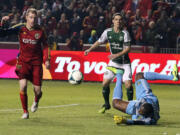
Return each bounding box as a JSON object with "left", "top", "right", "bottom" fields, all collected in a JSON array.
[{"left": 0, "top": 79, "right": 180, "bottom": 135}]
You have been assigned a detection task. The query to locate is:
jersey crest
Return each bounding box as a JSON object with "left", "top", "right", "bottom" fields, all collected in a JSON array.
[
  {"left": 119, "top": 35, "right": 123, "bottom": 41},
  {"left": 35, "top": 33, "right": 40, "bottom": 39}
]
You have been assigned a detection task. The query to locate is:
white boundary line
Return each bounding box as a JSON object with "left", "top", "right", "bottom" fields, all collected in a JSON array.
[{"left": 0, "top": 104, "right": 79, "bottom": 112}]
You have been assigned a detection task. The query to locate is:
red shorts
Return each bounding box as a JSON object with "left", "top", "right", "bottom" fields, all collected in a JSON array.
[{"left": 15, "top": 61, "right": 43, "bottom": 86}]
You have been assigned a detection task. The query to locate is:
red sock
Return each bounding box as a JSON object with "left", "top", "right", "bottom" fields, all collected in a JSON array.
[
  {"left": 35, "top": 92, "right": 42, "bottom": 103},
  {"left": 20, "top": 91, "right": 28, "bottom": 113}
]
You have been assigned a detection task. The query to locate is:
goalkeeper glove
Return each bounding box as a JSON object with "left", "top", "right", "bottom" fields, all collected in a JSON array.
[{"left": 114, "top": 115, "right": 127, "bottom": 124}]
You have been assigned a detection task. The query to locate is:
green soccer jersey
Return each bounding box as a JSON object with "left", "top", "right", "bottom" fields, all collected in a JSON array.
[{"left": 98, "top": 28, "right": 131, "bottom": 64}]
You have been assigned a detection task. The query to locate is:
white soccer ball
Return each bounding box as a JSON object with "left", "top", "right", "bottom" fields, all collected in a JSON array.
[{"left": 68, "top": 70, "right": 83, "bottom": 85}]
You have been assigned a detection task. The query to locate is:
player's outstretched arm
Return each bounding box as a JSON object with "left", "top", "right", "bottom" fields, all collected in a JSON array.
[
  {"left": 84, "top": 28, "right": 108, "bottom": 55},
  {"left": 126, "top": 117, "right": 157, "bottom": 125},
  {"left": 0, "top": 16, "right": 22, "bottom": 37},
  {"left": 126, "top": 119, "right": 151, "bottom": 125},
  {"left": 84, "top": 41, "right": 102, "bottom": 56},
  {"left": 114, "top": 115, "right": 153, "bottom": 125}
]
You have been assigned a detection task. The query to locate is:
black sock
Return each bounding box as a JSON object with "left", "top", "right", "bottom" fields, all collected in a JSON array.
[
  {"left": 102, "top": 86, "right": 110, "bottom": 106},
  {"left": 126, "top": 86, "right": 133, "bottom": 101}
]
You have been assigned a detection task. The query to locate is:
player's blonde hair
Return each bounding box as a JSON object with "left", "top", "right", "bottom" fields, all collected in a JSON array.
[{"left": 26, "top": 8, "right": 37, "bottom": 16}]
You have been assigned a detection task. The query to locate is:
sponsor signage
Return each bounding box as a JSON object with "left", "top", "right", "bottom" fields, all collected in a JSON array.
[
  {"left": 129, "top": 53, "right": 180, "bottom": 84},
  {"left": 0, "top": 49, "right": 180, "bottom": 84},
  {"left": 50, "top": 51, "right": 109, "bottom": 81}
]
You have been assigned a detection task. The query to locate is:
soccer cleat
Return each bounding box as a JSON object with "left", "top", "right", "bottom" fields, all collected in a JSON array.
[
  {"left": 98, "top": 107, "right": 106, "bottom": 114},
  {"left": 21, "top": 112, "right": 29, "bottom": 119},
  {"left": 98, "top": 104, "right": 111, "bottom": 114},
  {"left": 31, "top": 101, "right": 38, "bottom": 112},
  {"left": 106, "top": 66, "right": 124, "bottom": 75},
  {"left": 114, "top": 115, "right": 127, "bottom": 124},
  {"left": 172, "top": 64, "right": 179, "bottom": 81}
]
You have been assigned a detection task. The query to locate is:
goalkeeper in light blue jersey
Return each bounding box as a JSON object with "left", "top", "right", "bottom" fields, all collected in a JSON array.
[{"left": 107, "top": 64, "right": 179, "bottom": 125}]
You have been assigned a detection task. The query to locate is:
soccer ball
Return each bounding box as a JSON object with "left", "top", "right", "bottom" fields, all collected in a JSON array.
[{"left": 68, "top": 70, "right": 83, "bottom": 85}]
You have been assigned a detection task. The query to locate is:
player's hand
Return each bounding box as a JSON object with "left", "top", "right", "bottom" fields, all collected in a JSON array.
[
  {"left": 108, "top": 54, "right": 118, "bottom": 60},
  {"left": 45, "top": 60, "right": 50, "bottom": 70},
  {"left": 1, "top": 16, "right": 10, "bottom": 25},
  {"left": 114, "top": 115, "right": 127, "bottom": 124},
  {"left": 84, "top": 49, "right": 90, "bottom": 56}
]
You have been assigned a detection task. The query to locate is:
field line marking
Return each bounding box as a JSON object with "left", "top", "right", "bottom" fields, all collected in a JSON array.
[
  {"left": 0, "top": 104, "right": 79, "bottom": 112},
  {"left": 38, "top": 104, "right": 79, "bottom": 109}
]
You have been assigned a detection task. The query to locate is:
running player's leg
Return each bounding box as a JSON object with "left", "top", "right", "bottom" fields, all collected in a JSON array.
[
  {"left": 98, "top": 78, "right": 111, "bottom": 113},
  {"left": 124, "top": 80, "right": 133, "bottom": 101},
  {"left": 107, "top": 66, "right": 133, "bottom": 101},
  {"left": 31, "top": 65, "right": 43, "bottom": 112},
  {"left": 15, "top": 62, "right": 30, "bottom": 119},
  {"left": 31, "top": 85, "right": 42, "bottom": 112},
  {"left": 98, "top": 66, "right": 115, "bottom": 113},
  {"left": 19, "top": 79, "right": 29, "bottom": 119},
  {"left": 121, "top": 64, "right": 133, "bottom": 101}
]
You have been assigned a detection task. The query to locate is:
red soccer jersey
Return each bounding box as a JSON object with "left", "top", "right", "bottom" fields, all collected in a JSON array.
[
  {"left": 0, "top": 23, "right": 50, "bottom": 65},
  {"left": 18, "top": 25, "right": 50, "bottom": 65}
]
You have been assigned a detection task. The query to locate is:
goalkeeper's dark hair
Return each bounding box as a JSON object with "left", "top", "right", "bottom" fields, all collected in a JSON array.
[{"left": 141, "top": 103, "right": 154, "bottom": 117}]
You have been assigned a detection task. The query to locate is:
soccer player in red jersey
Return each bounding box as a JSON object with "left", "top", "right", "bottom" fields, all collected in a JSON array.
[{"left": 0, "top": 8, "right": 50, "bottom": 119}]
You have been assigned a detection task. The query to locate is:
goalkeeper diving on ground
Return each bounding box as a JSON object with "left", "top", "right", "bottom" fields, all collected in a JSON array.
[{"left": 107, "top": 64, "right": 179, "bottom": 125}]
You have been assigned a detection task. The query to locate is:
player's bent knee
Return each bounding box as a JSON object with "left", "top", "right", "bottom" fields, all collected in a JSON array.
[
  {"left": 112, "top": 99, "right": 129, "bottom": 113},
  {"left": 102, "top": 79, "right": 111, "bottom": 87},
  {"left": 102, "top": 83, "right": 108, "bottom": 88},
  {"left": 135, "top": 72, "right": 144, "bottom": 81},
  {"left": 112, "top": 99, "right": 116, "bottom": 109},
  {"left": 102, "top": 81, "right": 111, "bottom": 87},
  {"left": 112, "top": 99, "right": 120, "bottom": 109},
  {"left": 34, "top": 85, "right": 41, "bottom": 93}
]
